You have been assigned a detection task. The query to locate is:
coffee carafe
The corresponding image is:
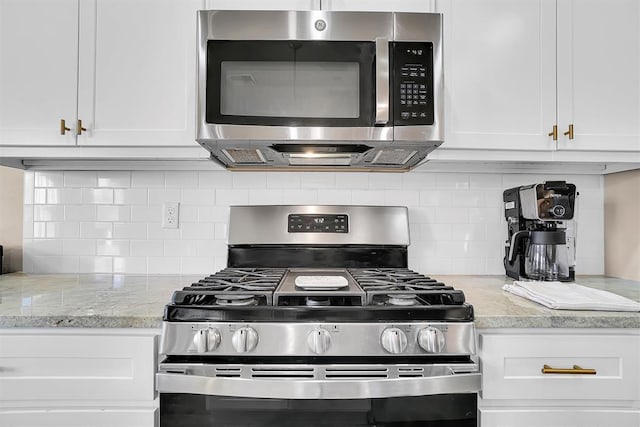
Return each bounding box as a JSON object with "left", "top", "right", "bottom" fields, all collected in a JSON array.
[{"left": 503, "top": 181, "right": 577, "bottom": 281}]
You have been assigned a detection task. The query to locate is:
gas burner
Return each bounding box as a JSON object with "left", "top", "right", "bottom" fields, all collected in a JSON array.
[
  {"left": 386, "top": 294, "right": 419, "bottom": 306},
  {"left": 215, "top": 295, "right": 258, "bottom": 306},
  {"left": 305, "top": 296, "right": 331, "bottom": 307}
]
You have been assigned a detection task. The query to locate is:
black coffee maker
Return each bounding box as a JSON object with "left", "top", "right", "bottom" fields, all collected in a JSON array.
[{"left": 503, "top": 181, "right": 577, "bottom": 281}]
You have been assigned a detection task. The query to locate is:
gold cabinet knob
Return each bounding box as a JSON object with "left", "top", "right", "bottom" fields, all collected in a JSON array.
[
  {"left": 548, "top": 125, "right": 558, "bottom": 141},
  {"left": 77, "top": 119, "right": 87, "bottom": 135},
  {"left": 563, "top": 124, "right": 574, "bottom": 140},
  {"left": 60, "top": 119, "right": 71, "bottom": 135}
]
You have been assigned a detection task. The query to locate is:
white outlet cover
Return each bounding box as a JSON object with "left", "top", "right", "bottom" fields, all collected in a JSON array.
[{"left": 163, "top": 202, "right": 180, "bottom": 229}]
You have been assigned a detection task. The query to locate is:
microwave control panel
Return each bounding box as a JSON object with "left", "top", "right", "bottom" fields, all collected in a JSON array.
[{"left": 392, "top": 42, "right": 434, "bottom": 126}]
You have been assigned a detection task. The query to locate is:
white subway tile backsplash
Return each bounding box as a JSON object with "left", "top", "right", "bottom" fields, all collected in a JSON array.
[
  {"left": 82, "top": 188, "right": 114, "bottom": 204},
  {"left": 131, "top": 240, "right": 164, "bottom": 257},
  {"left": 64, "top": 171, "right": 97, "bottom": 188},
  {"left": 130, "top": 206, "right": 159, "bottom": 223},
  {"left": 96, "top": 205, "right": 129, "bottom": 222},
  {"left": 301, "top": 173, "right": 335, "bottom": 189},
  {"left": 233, "top": 172, "right": 266, "bottom": 188},
  {"left": 113, "top": 223, "right": 147, "bottom": 240},
  {"left": 166, "top": 171, "right": 198, "bottom": 188},
  {"left": 267, "top": 173, "right": 301, "bottom": 189},
  {"left": 62, "top": 239, "right": 96, "bottom": 256},
  {"left": 114, "top": 189, "right": 148, "bottom": 205},
  {"left": 113, "top": 257, "right": 147, "bottom": 274},
  {"left": 199, "top": 171, "right": 232, "bottom": 188},
  {"left": 182, "top": 189, "right": 215, "bottom": 205},
  {"left": 249, "top": 189, "right": 284, "bottom": 205},
  {"left": 22, "top": 171, "right": 606, "bottom": 275},
  {"left": 34, "top": 205, "right": 65, "bottom": 221},
  {"left": 97, "top": 240, "right": 130, "bottom": 256},
  {"left": 46, "top": 222, "right": 80, "bottom": 238},
  {"left": 79, "top": 256, "right": 113, "bottom": 273},
  {"left": 47, "top": 188, "right": 83, "bottom": 204},
  {"left": 132, "top": 171, "right": 164, "bottom": 187},
  {"left": 66, "top": 205, "right": 98, "bottom": 221},
  {"left": 216, "top": 189, "right": 249, "bottom": 206},
  {"left": 148, "top": 188, "right": 181, "bottom": 205},
  {"left": 369, "top": 173, "right": 403, "bottom": 189},
  {"left": 80, "top": 222, "right": 113, "bottom": 239},
  {"left": 34, "top": 171, "right": 63, "bottom": 188},
  {"left": 317, "top": 189, "right": 351, "bottom": 205},
  {"left": 148, "top": 257, "right": 181, "bottom": 274},
  {"left": 97, "top": 171, "right": 131, "bottom": 188}
]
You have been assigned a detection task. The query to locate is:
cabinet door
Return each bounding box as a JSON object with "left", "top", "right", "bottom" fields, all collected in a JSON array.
[
  {"left": 481, "top": 409, "right": 640, "bottom": 427},
  {"left": 76, "top": 0, "right": 204, "bottom": 146},
  {"left": 557, "top": 0, "right": 640, "bottom": 151},
  {"left": 205, "top": 0, "right": 318, "bottom": 10},
  {"left": 0, "top": 0, "right": 78, "bottom": 146},
  {"left": 437, "top": 0, "right": 557, "bottom": 150},
  {"left": 0, "top": 409, "right": 157, "bottom": 427},
  {"left": 323, "top": 0, "right": 435, "bottom": 12}
]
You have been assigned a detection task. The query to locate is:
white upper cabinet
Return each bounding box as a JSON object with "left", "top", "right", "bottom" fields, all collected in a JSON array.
[
  {"left": 205, "top": 0, "right": 319, "bottom": 10},
  {"left": 556, "top": 0, "right": 640, "bottom": 152},
  {"left": 323, "top": 0, "right": 435, "bottom": 12},
  {"left": 0, "top": 0, "right": 78, "bottom": 146},
  {"left": 437, "top": 0, "right": 557, "bottom": 151},
  {"left": 76, "top": 0, "right": 203, "bottom": 146}
]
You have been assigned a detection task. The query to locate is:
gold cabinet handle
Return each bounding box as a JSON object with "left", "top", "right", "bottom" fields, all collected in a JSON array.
[
  {"left": 60, "top": 119, "right": 71, "bottom": 135},
  {"left": 548, "top": 125, "right": 558, "bottom": 141},
  {"left": 542, "top": 364, "right": 596, "bottom": 375},
  {"left": 77, "top": 119, "right": 87, "bottom": 135},
  {"left": 563, "top": 124, "right": 574, "bottom": 140}
]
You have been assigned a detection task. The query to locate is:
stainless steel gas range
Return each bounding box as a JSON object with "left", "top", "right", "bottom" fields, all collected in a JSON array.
[{"left": 157, "top": 205, "right": 480, "bottom": 426}]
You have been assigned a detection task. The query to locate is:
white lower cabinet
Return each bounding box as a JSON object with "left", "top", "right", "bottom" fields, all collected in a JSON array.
[
  {"left": 0, "top": 329, "right": 159, "bottom": 427},
  {"left": 478, "top": 329, "right": 640, "bottom": 427}
]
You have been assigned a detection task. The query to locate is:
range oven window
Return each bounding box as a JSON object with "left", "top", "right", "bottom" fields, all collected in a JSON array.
[
  {"left": 206, "top": 41, "right": 375, "bottom": 127},
  {"left": 160, "top": 394, "right": 477, "bottom": 427}
]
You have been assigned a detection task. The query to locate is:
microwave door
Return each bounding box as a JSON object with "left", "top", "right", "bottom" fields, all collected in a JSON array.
[{"left": 200, "top": 40, "right": 392, "bottom": 142}]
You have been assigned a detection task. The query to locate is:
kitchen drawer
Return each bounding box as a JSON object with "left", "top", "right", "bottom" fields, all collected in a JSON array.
[
  {"left": 0, "top": 330, "right": 157, "bottom": 404},
  {"left": 480, "top": 408, "right": 640, "bottom": 427},
  {"left": 0, "top": 408, "right": 157, "bottom": 427},
  {"left": 479, "top": 332, "right": 640, "bottom": 401}
]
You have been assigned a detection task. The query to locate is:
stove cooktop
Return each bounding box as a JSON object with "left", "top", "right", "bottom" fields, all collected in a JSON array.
[{"left": 166, "top": 268, "right": 474, "bottom": 323}]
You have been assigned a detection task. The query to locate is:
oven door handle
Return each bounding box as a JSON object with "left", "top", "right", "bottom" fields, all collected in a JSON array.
[
  {"left": 375, "top": 36, "right": 390, "bottom": 125},
  {"left": 157, "top": 372, "right": 481, "bottom": 400}
]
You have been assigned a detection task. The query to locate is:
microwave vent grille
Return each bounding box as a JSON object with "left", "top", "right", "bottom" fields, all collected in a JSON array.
[
  {"left": 371, "top": 149, "right": 418, "bottom": 165},
  {"left": 222, "top": 148, "right": 267, "bottom": 164}
]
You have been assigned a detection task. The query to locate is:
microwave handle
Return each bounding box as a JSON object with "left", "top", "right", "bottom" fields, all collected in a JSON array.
[{"left": 375, "top": 37, "right": 390, "bottom": 125}]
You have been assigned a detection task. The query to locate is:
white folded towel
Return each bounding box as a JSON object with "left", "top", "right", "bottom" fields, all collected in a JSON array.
[{"left": 502, "top": 281, "right": 640, "bottom": 312}]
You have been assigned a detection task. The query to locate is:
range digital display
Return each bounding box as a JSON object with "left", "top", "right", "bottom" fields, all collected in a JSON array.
[{"left": 288, "top": 214, "right": 348, "bottom": 233}]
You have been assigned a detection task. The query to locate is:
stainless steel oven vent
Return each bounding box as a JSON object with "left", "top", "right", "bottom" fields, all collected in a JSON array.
[
  {"left": 222, "top": 148, "right": 267, "bottom": 164},
  {"left": 371, "top": 149, "right": 418, "bottom": 165}
]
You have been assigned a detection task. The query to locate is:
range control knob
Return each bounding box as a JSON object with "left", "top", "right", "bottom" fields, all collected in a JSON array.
[
  {"left": 418, "top": 327, "right": 446, "bottom": 353},
  {"left": 381, "top": 328, "right": 408, "bottom": 354},
  {"left": 307, "top": 328, "right": 331, "bottom": 354},
  {"left": 193, "top": 327, "right": 221, "bottom": 353},
  {"left": 232, "top": 326, "right": 259, "bottom": 353}
]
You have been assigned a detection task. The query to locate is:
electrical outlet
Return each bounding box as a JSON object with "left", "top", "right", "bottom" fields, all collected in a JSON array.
[{"left": 162, "top": 202, "right": 180, "bottom": 229}]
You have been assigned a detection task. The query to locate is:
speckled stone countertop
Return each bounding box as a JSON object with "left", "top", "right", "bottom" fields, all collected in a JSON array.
[{"left": 0, "top": 273, "right": 638, "bottom": 329}]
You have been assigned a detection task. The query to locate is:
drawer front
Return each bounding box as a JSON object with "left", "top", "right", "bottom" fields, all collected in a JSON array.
[
  {"left": 481, "top": 408, "right": 640, "bottom": 427},
  {"left": 0, "top": 332, "right": 157, "bottom": 403},
  {"left": 0, "top": 408, "right": 157, "bottom": 427},
  {"left": 480, "top": 332, "right": 640, "bottom": 401}
]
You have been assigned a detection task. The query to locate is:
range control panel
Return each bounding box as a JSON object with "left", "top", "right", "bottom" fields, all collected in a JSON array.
[
  {"left": 393, "top": 42, "right": 434, "bottom": 126},
  {"left": 288, "top": 214, "right": 348, "bottom": 233}
]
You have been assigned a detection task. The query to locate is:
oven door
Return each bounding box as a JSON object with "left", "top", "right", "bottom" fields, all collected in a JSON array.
[
  {"left": 197, "top": 11, "right": 393, "bottom": 142},
  {"left": 157, "top": 363, "right": 480, "bottom": 426}
]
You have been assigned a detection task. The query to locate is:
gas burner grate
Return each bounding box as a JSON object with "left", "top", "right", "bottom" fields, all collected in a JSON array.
[
  {"left": 348, "top": 268, "right": 466, "bottom": 306},
  {"left": 172, "top": 268, "right": 285, "bottom": 306}
]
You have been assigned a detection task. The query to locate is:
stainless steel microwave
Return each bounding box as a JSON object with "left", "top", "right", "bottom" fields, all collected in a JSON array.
[{"left": 196, "top": 10, "right": 443, "bottom": 171}]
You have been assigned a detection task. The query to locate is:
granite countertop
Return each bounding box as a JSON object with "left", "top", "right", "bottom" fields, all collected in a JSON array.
[{"left": 0, "top": 273, "right": 638, "bottom": 329}]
